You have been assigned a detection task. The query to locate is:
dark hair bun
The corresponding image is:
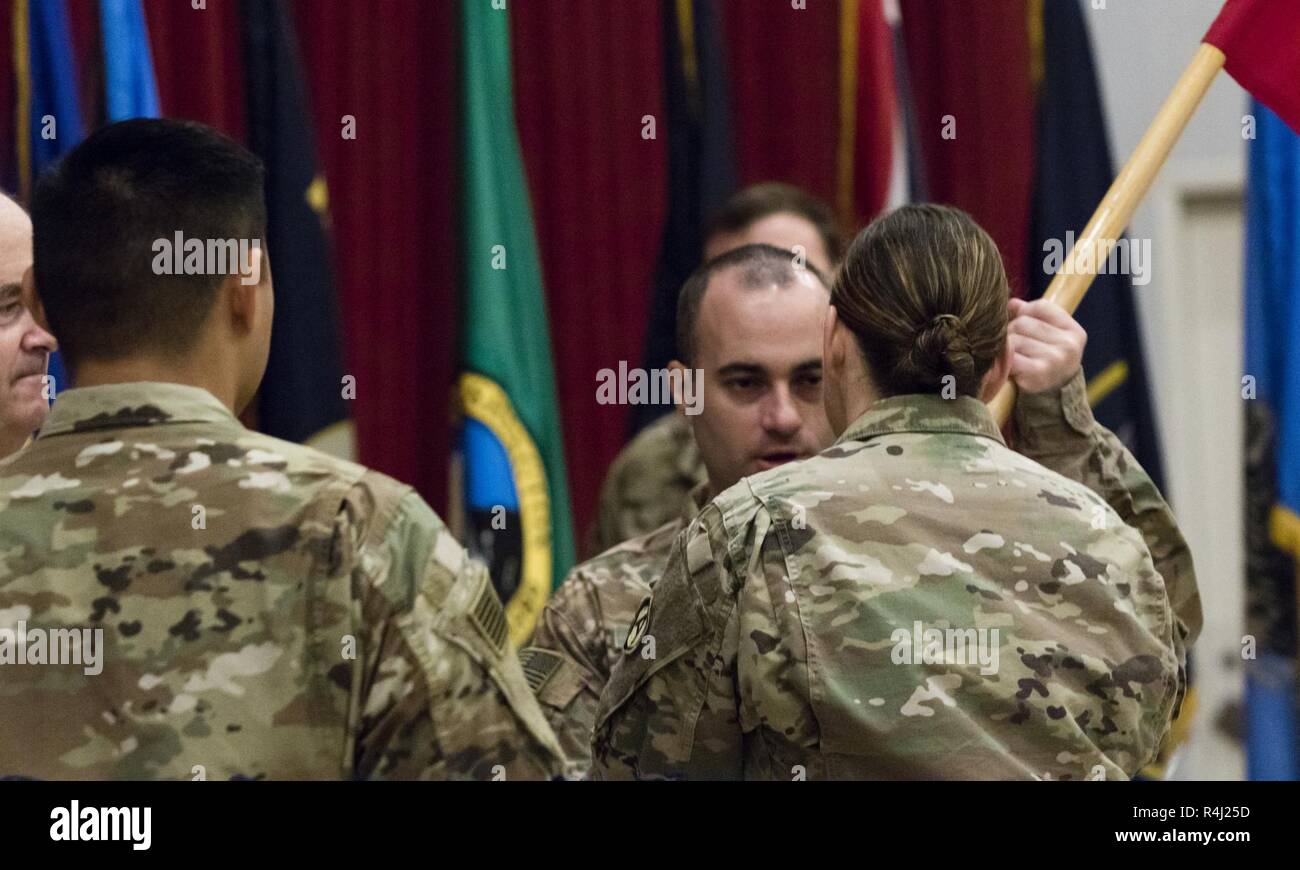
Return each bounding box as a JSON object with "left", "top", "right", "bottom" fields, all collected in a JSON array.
[{"left": 892, "top": 313, "right": 977, "bottom": 394}]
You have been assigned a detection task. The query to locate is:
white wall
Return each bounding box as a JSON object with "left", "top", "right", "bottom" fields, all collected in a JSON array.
[
  {"left": 1085, "top": 0, "right": 1249, "bottom": 779},
  {"left": 1085, "top": 0, "right": 1246, "bottom": 416}
]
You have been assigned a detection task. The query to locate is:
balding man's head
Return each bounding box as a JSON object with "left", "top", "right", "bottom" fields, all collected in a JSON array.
[
  {"left": 669, "top": 243, "right": 833, "bottom": 494},
  {"left": 0, "top": 194, "right": 31, "bottom": 282},
  {"left": 0, "top": 192, "right": 56, "bottom": 457}
]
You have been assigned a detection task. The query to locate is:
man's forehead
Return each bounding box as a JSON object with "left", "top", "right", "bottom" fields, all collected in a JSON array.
[
  {"left": 0, "top": 199, "right": 33, "bottom": 284},
  {"left": 695, "top": 269, "right": 826, "bottom": 366}
]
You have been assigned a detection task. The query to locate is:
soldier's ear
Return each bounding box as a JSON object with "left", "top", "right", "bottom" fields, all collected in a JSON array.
[
  {"left": 667, "top": 359, "right": 688, "bottom": 415},
  {"left": 823, "top": 305, "right": 843, "bottom": 376},
  {"left": 224, "top": 268, "right": 259, "bottom": 337},
  {"left": 20, "top": 267, "right": 52, "bottom": 333}
]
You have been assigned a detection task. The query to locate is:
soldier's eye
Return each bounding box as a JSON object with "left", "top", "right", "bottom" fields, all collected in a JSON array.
[{"left": 725, "top": 377, "right": 762, "bottom": 394}]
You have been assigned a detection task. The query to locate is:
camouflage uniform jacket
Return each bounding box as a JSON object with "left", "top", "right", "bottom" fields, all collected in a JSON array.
[
  {"left": 590, "top": 412, "right": 705, "bottom": 555},
  {"left": 0, "top": 383, "right": 563, "bottom": 780},
  {"left": 522, "top": 482, "right": 708, "bottom": 777},
  {"left": 592, "top": 390, "right": 1189, "bottom": 780}
]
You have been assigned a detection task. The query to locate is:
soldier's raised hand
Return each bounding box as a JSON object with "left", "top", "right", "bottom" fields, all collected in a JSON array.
[{"left": 1006, "top": 297, "right": 1087, "bottom": 394}]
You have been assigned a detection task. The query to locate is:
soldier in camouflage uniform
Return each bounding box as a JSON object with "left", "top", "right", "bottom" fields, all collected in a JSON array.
[
  {"left": 592, "top": 204, "right": 1198, "bottom": 780},
  {"left": 529, "top": 238, "right": 1197, "bottom": 777},
  {"left": 528, "top": 245, "right": 833, "bottom": 774},
  {"left": 523, "top": 482, "right": 708, "bottom": 774},
  {"left": 0, "top": 118, "right": 562, "bottom": 780}
]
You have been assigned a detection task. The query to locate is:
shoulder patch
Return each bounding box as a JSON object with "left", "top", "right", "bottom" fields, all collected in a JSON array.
[
  {"left": 517, "top": 646, "right": 564, "bottom": 693},
  {"left": 686, "top": 528, "right": 713, "bottom": 576},
  {"left": 623, "top": 596, "right": 651, "bottom": 654},
  {"left": 469, "top": 576, "right": 509, "bottom": 656}
]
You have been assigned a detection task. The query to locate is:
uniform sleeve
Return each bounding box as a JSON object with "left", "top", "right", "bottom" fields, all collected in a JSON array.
[
  {"left": 346, "top": 488, "right": 565, "bottom": 780},
  {"left": 1013, "top": 369, "right": 1202, "bottom": 646},
  {"left": 518, "top": 570, "right": 609, "bottom": 779},
  {"left": 736, "top": 511, "right": 821, "bottom": 779},
  {"left": 590, "top": 504, "right": 744, "bottom": 780}
]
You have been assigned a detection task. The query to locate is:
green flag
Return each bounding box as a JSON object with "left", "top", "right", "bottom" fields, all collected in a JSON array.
[{"left": 458, "top": 0, "right": 574, "bottom": 644}]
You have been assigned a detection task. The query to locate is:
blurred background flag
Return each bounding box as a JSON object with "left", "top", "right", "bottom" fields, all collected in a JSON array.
[
  {"left": 1027, "top": 0, "right": 1167, "bottom": 492},
  {"left": 898, "top": 0, "right": 1034, "bottom": 298},
  {"left": 631, "top": 0, "right": 736, "bottom": 434},
  {"left": 837, "top": 0, "right": 909, "bottom": 230},
  {"left": 100, "top": 0, "right": 159, "bottom": 121},
  {"left": 1242, "top": 99, "right": 1300, "bottom": 781},
  {"left": 18, "top": 0, "right": 85, "bottom": 397},
  {"left": 22, "top": 0, "right": 83, "bottom": 180},
  {"left": 241, "top": 0, "right": 350, "bottom": 451},
  {"left": 458, "top": 0, "right": 574, "bottom": 643},
  {"left": 1202, "top": 0, "right": 1300, "bottom": 782}
]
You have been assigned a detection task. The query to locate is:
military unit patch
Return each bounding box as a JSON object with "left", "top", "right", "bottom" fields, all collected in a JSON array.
[
  {"left": 517, "top": 646, "right": 564, "bottom": 693},
  {"left": 469, "top": 575, "right": 509, "bottom": 656},
  {"left": 623, "top": 597, "right": 651, "bottom": 654}
]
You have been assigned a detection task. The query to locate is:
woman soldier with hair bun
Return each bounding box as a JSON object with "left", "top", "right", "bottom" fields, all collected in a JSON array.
[{"left": 592, "top": 204, "right": 1195, "bottom": 781}]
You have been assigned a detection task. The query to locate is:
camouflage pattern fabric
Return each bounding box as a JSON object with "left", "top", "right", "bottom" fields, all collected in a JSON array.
[
  {"left": 593, "top": 390, "right": 1191, "bottom": 780},
  {"left": 590, "top": 412, "right": 705, "bottom": 557},
  {"left": 522, "top": 483, "right": 708, "bottom": 777},
  {"left": 0, "top": 382, "right": 563, "bottom": 780},
  {"left": 1013, "top": 370, "right": 1201, "bottom": 647}
]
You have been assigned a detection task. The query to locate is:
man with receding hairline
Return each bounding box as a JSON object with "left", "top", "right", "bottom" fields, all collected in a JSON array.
[
  {"left": 524, "top": 244, "right": 834, "bottom": 776},
  {"left": 591, "top": 182, "right": 848, "bottom": 555},
  {"left": 0, "top": 193, "right": 57, "bottom": 459}
]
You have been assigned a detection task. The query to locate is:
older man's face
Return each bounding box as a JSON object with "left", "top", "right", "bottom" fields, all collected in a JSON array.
[{"left": 0, "top": 198, "right": 56, "bottom": 447}]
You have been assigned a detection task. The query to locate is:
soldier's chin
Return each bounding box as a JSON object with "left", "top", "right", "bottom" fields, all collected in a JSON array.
[{"left": 8, "top": 379, "right": 49, "bottom": 423}]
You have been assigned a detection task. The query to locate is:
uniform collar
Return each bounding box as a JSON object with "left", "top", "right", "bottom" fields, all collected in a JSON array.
[
  {"left": 834, "top": 394, "right": 1006, "bottom": 447},
  {"left": 37, "top": 382, "right": 240, "bottom": 439}
]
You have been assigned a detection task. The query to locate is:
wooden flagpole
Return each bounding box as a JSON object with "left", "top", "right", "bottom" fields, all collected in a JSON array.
[{"left": 990, "top": 42, "right": 1227, "bottom": 424}]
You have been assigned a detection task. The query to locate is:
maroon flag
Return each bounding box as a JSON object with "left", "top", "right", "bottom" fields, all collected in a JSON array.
[{"left": 1205, "top": 0, "right": 1300, "bottom": 133}]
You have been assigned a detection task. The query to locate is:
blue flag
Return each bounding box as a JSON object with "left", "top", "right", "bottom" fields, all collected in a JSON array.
[
  {"left": 632, "top": 0, "right": 735, "bottom": 434},
  {"left": 100, "top": 0, "right": 161, "bottom": 121},
  {"left": 27, "top": 0, "right": 83, "bottom": 171},
  {"left": 1243, "top": 100, "right": 1300, "bottom": 781},
  {"left": 27, "top": 0, "right": 85, "bottom": 396}
]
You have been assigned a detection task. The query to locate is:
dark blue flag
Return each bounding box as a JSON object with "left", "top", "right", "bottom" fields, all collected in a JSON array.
[
  {"left": 631, "top": 0, "right": 736, "bottom": 434},
  {"left": 1029, "top": 0, "right": 1165, "bottom": 492},
  {"left": 242, "top": 0, "right": 349, "bottom": 447},
  {"left": 26, "top": 0, "right": 84, "bottom": 398}
]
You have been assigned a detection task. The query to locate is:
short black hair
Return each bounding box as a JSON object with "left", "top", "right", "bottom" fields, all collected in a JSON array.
[
  {"left": 32, "top": 118, "right": 266, "bottom": 368},
  {"left": 704, "top": 182, "right": 846, "bottom": 266},
  {"left": 675, "top": 243, "right": 829, "bottom": 365}
]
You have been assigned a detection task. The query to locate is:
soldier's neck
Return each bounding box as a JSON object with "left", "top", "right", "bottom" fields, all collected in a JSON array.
[
  {"left": 70, "top": 355, "right": 240, "bottom": 415},
  {"left": 0, "top": 427, "right": 29, "bottom": 460}
]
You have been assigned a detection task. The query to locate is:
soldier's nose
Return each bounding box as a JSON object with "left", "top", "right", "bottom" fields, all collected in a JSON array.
[{"left": 762, "top": 388, "right": 803, "bottom": 438}]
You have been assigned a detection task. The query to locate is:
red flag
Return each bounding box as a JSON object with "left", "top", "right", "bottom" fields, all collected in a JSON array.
[{"left": 1204, "top": 0, "right": 1300, "bottom": 133}]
